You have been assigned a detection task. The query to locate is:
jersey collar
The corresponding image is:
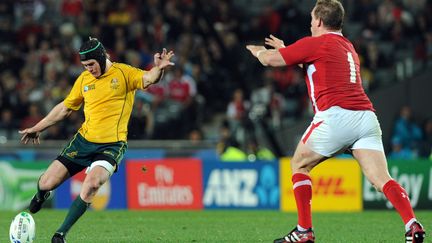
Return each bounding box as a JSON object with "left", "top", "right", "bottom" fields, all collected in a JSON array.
[{"left": 326, "top": 31, "right": 343, "bottom": 36}]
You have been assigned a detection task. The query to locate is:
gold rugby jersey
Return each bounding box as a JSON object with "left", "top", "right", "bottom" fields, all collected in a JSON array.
[{"left": 63, "top": 63, "right": 145, "bottom": 143}]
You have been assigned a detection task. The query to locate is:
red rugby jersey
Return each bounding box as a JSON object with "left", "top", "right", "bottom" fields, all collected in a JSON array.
[{"left": 279, "top": 32, "right": 374, "bottom": 113}]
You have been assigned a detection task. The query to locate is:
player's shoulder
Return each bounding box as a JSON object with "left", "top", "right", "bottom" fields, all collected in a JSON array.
[
  {"left": 78, "top": 70, "right": 92, "bottom": 80},
  {"left": 111, "top": 62, "right": 131, "bottom": 70},
  {"left": 291, "top": 35, "right": 326, "bottom": 52},
  {"left": 297, "top": 35, "right": 327, "bottom": 45},
  {"left": 112, "top": 62, "right": 143, "bottom": 72},
  {"left": 320, "top": 33, "right": 354, "bottom": 48}
]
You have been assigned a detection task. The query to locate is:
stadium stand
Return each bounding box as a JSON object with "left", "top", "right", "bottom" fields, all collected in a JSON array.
[{"left": 0, "top": 0, "right": 431, "bottom": 157}]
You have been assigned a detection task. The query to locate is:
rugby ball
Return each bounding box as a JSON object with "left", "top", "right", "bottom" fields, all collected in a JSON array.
[{"left": 9, "top": 212, "right": 35, "bottom": 243}]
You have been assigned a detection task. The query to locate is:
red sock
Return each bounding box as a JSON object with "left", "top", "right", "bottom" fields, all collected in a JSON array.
[
  {"left": 382, "top": 179, "right": 415, "bottom": 224},
  {"left": 292, "top": 173, "right": 313, "bottom": 229}
]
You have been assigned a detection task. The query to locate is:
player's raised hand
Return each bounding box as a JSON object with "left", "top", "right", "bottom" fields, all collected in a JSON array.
[
  {"left": 246, "top": 45, "right": 266, "bottom": 57},
  {"left": 154, "top": 48, "right": 175, "bottom": 69},
  {"left": 19, "top": 128, "right": 41, "bottom": 145},
  {"left": 265, "top": 34, "right": 285, "bottom": 49}
]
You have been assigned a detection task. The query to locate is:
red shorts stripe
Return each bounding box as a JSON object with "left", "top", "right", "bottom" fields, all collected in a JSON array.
[{"left": 302, "top": 120, "right": 324, "bottom": 144}]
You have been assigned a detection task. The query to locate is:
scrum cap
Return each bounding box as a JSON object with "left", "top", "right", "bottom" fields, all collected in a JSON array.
[{"left": 79, "top": 38, "right": 107, "bottom": 74}]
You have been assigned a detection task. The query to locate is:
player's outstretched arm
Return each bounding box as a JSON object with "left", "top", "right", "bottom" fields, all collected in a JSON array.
[
  {"left": 246, "top": 45, "right": 286, "bottom": 67},
  {"left": 143, "top": 48, "right": 175, "bottom": 88},
  {"left": 264, "top": 35, "right": 303, "bottom": 68},
  {"left": 265, "top": 34, "right": 285, "bottom": 49},
  {"left": 19, "top": 102, "right": 73, "bottom": 144}
]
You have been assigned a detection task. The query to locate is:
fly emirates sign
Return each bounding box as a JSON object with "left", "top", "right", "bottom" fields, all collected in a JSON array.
[
  {"left": 138, "top": 165, "right": 193, "bottom": 206},
  {"left": 126, "top": 159, "right": 203, "bottom": 209}
]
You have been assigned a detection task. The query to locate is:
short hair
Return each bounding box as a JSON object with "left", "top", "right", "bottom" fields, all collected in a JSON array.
[{"left": 314, "top": 0, "right": 345, "bottom": 30}]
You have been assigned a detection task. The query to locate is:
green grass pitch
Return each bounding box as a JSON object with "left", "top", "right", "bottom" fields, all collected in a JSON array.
[{"left": 1, "top": 210, "right": 430, "bottom": 242}]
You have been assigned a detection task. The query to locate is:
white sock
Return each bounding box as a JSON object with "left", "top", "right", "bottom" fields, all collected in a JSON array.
[
  {"left": 405, "top": 218, "right": 417, "bottom": 232},
  {"left": 297, "top": 225, "right": 308, "bottom": 231}
]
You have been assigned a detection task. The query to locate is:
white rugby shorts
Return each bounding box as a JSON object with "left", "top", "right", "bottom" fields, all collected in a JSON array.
[{"left": 301, "top": 106, "right": 384, "bottom": 157}]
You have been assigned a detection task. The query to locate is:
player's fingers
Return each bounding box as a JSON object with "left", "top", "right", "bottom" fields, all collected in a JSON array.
[
  {"left": 265, "top": 41, "right": 276, "bottom": 48},
  {"left": 270, "top": 34, "right": 279, "bottom": 40},
  {"left": 161, "top": 61, "right": 175, "bottom": 68}
]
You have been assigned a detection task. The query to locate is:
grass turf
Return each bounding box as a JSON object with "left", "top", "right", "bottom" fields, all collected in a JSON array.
[{"left": 1, "top": 210, "right": 430, "bottom": 242}]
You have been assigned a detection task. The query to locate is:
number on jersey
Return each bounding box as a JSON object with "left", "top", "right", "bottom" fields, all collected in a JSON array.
[{"left": 347, "top": 52, "right": 356, "bottom": 83}]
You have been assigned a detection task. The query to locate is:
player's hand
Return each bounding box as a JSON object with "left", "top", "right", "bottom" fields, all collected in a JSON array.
[
  {"left": 154, "top": 48, "right": 175, "bottom": 69},
  {"left": 265, "top": 34, "right": 285, "bottom": 49},
  {"left": 19, "top": 128, "right": 41, "bottom": 145},
  {"left": 246, "top": 45, "right": 266, "bottom": 57}
]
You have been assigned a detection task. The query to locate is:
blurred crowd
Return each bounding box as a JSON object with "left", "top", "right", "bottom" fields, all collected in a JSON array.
[
  {"left": 389, "top": 105, "right": 432, "bottom": 159},
  {"left": 0, "top": 0, "right": 431, "bottom": 159}
]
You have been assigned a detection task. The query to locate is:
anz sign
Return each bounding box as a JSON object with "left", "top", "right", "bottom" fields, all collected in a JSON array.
[{"left": 203, "top": 163, "right": 279, "bottom": 209}]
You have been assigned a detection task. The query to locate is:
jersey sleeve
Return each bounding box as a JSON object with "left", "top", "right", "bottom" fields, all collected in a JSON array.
[
  {"left": 124, "top": 64, "right": 146, "bottom": 90},
  {"left": 279, "top": 36, "right": 323, "bottom": 66},
  {"left": 63, "top": 75, "right": 84, "bottom": 111}
]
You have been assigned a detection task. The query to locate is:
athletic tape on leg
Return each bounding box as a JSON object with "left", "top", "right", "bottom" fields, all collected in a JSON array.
[{"left": 85, "top": 160, "right": 115, "bottom": 176}]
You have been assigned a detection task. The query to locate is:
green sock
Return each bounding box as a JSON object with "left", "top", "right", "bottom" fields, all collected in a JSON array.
[{"left": 57, "top": 195, "right": 90, "bottom": 234}]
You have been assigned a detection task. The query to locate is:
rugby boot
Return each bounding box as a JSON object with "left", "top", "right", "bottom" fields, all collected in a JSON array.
[{"left": 274, "top": 227, "right": 315, "bottom": 243}]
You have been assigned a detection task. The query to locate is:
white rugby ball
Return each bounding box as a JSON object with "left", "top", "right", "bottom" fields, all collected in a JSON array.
[{"left": 9, "top": 212, "right": 36, "bottom": 243}]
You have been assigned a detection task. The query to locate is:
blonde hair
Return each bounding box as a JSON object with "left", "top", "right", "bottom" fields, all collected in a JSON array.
[{"left": 314, "top": 0, "right": 345, "bottom": 30}]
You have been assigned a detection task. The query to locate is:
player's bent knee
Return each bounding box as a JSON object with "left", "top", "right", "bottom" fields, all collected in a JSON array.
[
  {"left": 39, "top": 174, "right": 59, "bottom": 190},
  {"left": 85, "top": 173, "right": 108, "bottom": 190},
  {"left": 291, "top": 159, "right": 316, "bottom": 173},
  {"left": 80, "top": 179, "right": 103, "bottom": 201}
]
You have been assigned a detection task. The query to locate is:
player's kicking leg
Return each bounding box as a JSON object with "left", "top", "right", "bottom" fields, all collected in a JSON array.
[
  {"left": 353, "top": 149, "right": 426, "bottom": 243},
  {"left": 29, "top": 160, "right": 69, "bottom": 213}
]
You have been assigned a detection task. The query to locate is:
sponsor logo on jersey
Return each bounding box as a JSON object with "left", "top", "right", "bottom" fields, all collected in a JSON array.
[
  {"left": 84, "top": 84, "right": 95, "bottom": 92},
  {"left": 111, "top": 78, "right": 119, "bottom": 90}
]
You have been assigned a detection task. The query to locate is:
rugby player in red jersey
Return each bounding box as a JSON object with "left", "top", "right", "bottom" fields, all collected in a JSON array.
[{"left": 247, "top": 1, "right": 425, "bottom": 242}]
